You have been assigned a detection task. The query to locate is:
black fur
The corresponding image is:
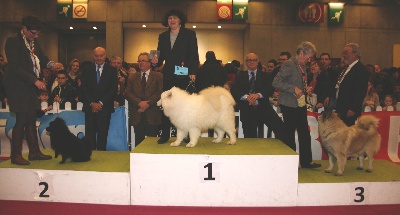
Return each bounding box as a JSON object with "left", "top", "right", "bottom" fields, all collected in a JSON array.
[{"left": 46, "top": 117, "right": 92, "bottom": 164}]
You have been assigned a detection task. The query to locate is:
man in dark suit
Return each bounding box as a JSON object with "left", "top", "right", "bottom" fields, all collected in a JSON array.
[
  {"left": 151, "top": 9, "right": 199, "bottom": 144},
  {"left": 232, "top": 53, "right": 288, "bottom": 144},
  {"left": 81, "top": 47, "right": 118, "bottom": 150},
  {"left": 125, "top": 52, "right": 163, "bottom": 146},
  {"left": 336, "top": 43, "right": 369, "bottom": 126},
  {"left": 4, "top": 15, "right": 54, "bottom": 165}
]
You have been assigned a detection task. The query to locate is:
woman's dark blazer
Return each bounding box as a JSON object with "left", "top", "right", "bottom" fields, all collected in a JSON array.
[
  {"left": 156, "top": 27, "right": 199, "bottom": 82},
  {"left": 4, "top": 33, "right": 51, "bottom": 112}
]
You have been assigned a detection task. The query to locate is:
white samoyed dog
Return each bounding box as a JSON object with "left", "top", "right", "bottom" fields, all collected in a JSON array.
[{"left": 157, "top": 86, "right": 237, "bottom": 147}]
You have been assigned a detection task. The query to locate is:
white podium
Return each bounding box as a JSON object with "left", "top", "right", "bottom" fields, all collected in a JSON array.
[
  {"left": 130, "top": 137, "right": 299, "bottom": 206},
  {"left": 0, "top": 150, "right": 131, "bottom": 205}
]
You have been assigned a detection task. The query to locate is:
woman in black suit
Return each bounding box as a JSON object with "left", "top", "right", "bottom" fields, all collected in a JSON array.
[
  {"left": 152, "top": 9, "right": 200, "bottom": 144},
  {"left": 4, "top": 15, "right": 54, "bottom": 165}
]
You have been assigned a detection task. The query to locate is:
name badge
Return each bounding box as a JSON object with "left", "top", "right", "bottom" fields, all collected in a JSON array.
[{"left": 174, "top": 66, "right": 189, "bottom": 75}]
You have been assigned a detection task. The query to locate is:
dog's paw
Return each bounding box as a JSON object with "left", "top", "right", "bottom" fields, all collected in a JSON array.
[
  {"left": 226, "top": 140, "right": 236, "bottom": 145},
  {"left": 212, "top": 139, "right": 221, "bottom": 143},
  {"left": 170, "top": 141, "right": 180, "bottom": 147},
  {"left": 324, "top": 169, "right": 332, "bottom": 173},
  {"left": 366, "top": 169, "right": 372, "bottom": 173},
  {"left": 334, "top": 172, "right": 342, "bottom": 176},
  {"left": 186, "top": 143, "right": 196, "bottom": 148},
  {"left": 357, "top": 167, "right": 364, "bottom": 170},
  {"left": 59, "top": 161, "right": 65, "bottom": 164}
]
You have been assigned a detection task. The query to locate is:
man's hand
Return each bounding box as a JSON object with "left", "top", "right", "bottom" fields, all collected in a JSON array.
[
  {"left": 315, "top": 103, "right": 324, "bottom": 109},
  {"left": 91, "top": 102, "right": 102, "bottom": 113},
  {"left": 247, "top": 93, "right": 260, "bottom": 106},
  {"left": 324, "top": 97, "right": 330, "bottom": 107},
  {"left": 347, "top": 110, "right": 355, "bottom": 118},
  {"left": 138, "top": 101, "right": 150, "bottom": 113}
]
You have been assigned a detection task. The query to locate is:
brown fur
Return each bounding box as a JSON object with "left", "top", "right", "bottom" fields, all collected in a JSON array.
[{"left": 317, "top": 111, "right": 381, "bottom": 176}]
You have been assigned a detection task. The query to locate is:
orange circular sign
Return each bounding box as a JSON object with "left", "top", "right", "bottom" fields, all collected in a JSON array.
[{"left": 218, "top": 6, "right": 231, "bottom": 19}]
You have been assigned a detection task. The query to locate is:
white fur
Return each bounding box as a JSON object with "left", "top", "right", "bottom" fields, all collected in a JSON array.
[{"left": 157, "top": 86, "right": 237, "bottom": 147}]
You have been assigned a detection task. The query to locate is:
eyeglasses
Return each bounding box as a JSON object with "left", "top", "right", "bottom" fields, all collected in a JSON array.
[
  {"left": 29, "top": 30, "right": 40, "bottom": 35},
  {"left": 342, "top": 51, "right": 356, "bottom": 55},
  {"left": 137, "top": 60, "right": 150, "bottom": 63},
  {"left": 267, "top": 66, "right": 274, "bottom": 68},
  {"left": 320, "top": 58, "right": 330, "bottom": 61},
  {"left": 245, "top": 59, "right": 258, "bottom": 63},
  {"left": 57, "top": 77, "right": 67, "bottom": 80}
]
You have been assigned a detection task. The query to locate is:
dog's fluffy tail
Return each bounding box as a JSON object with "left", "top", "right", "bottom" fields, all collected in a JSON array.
[
  {"left": 199, "top": 86, "right": 235, "bottom": 111},
  {"left": 356, "top": 115, "right": 379, "bottom": 136}
]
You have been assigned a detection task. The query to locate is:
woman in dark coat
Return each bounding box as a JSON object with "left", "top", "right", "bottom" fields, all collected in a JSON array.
[
  {"left": 4, "top": 15, "right": 53, "bottom": 165},
  {"left": 151, "top": 9, "right": 200, "bottom": 144}
]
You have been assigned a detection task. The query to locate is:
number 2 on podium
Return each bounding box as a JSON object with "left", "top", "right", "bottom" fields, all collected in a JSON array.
[{"left": 39, "top": 182, "right": 50, "bottom": 198}]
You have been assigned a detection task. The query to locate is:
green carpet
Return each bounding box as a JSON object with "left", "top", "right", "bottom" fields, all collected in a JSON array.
[
  {"left": 1, "top": 138, "right": 399, "bottom": 184},
  {"left": 133, "top": 137, "right": 297, "bottom": 155},
  {"left": 298, "top": 160, "right": 400, "bottom": 183},
  {"left": 0, "top": 149, "right": 130, "bottom": 172}
]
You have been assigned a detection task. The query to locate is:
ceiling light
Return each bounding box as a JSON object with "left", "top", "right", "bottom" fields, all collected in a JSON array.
[
  {"left": 329, "top": 2, "right": 345, "bottom": 7},
  {"left": 142, "top": 25, "right": 146, "bottom": 28},
  {"left": 192, "top": 25, "right": 197, "bottom": 28},
  {"left": 218, "top": 26, "right": 222, "bottom": 29},
  {"left": 69, "top": 26, "right": 74, "bottom": 30},
  {"left": 93, "top": 26, "right": 97, "bottom": 30}
]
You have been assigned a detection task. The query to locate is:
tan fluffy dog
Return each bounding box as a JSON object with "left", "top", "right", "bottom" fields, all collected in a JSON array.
[{"left": 318, "top": 111, "right": 381, "bottom": 176}]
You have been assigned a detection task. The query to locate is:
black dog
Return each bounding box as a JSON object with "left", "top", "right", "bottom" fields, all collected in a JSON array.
[{"left": 46, "top": 117, "right": 92, "bottom": 164}]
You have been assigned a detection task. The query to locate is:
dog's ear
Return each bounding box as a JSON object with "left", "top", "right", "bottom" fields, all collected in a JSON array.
[{"left": 166, "top": 90, "right": 172, "bottom": 98}]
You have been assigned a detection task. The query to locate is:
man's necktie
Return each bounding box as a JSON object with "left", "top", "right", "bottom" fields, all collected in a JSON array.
[
  {"left": 96, "top": 65, "right": 101, "bottom": 84},
  {"left": 141, "top": 72, "right": 146, "bottom": 99},
  {"left": 249, "top": 72, "right": 255, "bottom": 94}
]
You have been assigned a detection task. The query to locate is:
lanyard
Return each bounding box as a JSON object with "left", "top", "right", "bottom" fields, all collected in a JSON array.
[{"left": 298, "top": 64, "right": 307, "bottom": 92}]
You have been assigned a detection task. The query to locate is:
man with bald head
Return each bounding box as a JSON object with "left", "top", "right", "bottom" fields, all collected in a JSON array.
[
  {"left": 232, "top": 53, "right": 288, "bottom": 144},
  {"left": 81, "top": 47, "right": 118, "bottom": 150}
]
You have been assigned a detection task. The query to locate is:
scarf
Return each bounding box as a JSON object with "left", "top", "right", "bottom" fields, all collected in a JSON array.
[{"left": 21, "top": 30, "right": 40, "bottom": 78}]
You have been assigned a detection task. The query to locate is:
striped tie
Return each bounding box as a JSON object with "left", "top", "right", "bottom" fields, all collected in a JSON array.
[
  {"left": 249, "top": 72, "right": 255, "bottom": 94},
  {"left": 96, "top": 65, "right": 101, "bottom": 84}
]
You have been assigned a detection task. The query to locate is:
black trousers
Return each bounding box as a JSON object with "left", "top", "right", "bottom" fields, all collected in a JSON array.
[
  {"left": 241, "top": 102, "right": 288, "bottom": 145},
  {"left": 337, "top": 110, "right": 357, "bottom": 126},
  {"left": 134, "top": 113, "right": 159, "bottom": 146},
  {"left": 280, "top": 105, "right": 313, "bottom": 166},
  {"left": 85, "top": 110, "right": 112, "bottom": 151}
]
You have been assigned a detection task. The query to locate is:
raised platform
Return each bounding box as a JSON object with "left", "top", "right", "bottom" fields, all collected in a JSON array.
[
  {"left": 0, "top": 150, "right": 131, "bottom": 205},
  {"left": 1, "top": 137, "right": 400, "bottom": 207},
  {"left": 130, "top": 137, "right": 299, "bottom": 206},
  {"left": 298, "top": 160, "right": 400, "bottom": 206}
]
